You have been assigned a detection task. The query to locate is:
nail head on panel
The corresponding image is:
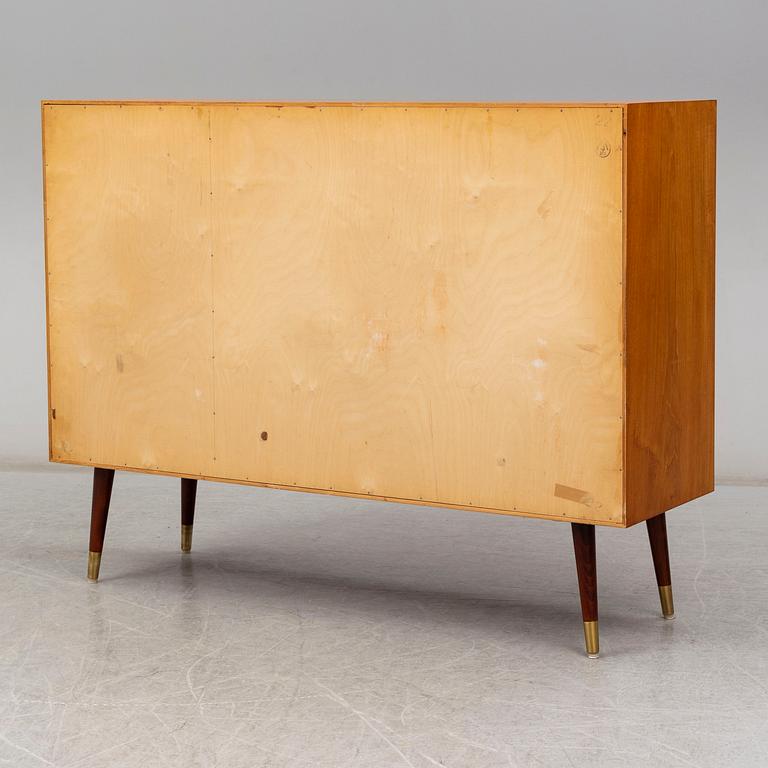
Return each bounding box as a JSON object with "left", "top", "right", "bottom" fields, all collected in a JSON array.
[{"left": 260, "top": 431, "right": 268, "bottom": 441}]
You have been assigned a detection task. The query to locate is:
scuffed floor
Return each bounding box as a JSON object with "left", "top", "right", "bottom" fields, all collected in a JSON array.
[{"left": 1, "top": 467, "right": 766, "bottom": 767}]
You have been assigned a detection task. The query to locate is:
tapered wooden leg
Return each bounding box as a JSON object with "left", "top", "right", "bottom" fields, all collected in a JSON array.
[
  {"left": 571, "top": 523, "right": 599, "bottom": 658},
  {"left": 646, "top": 512, "right": 675, "bottom": 619},
  {"left": 181, "top": 478, "right": 197, "bottom": 553},
  {"left": 88, "top": 468, "right": 115, "bottom": 581}
]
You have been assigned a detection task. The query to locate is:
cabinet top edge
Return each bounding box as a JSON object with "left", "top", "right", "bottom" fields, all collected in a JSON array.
[{"left": 40, "top": 99, "right": 716, "bottom": 109}]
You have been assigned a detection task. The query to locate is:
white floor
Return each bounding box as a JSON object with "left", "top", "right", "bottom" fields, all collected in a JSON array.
[{"left": 1, "top": 467, "right": 766, "bottom": 767}]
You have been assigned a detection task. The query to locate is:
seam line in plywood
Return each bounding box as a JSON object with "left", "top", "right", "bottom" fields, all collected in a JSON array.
[{"left": 207, "top": 108, "right": 217, "bottom": 466}]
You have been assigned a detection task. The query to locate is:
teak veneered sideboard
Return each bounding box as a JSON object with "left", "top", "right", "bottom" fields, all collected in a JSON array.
[{"left": 42, "top": 100, "right": 715, "bottom": 657}]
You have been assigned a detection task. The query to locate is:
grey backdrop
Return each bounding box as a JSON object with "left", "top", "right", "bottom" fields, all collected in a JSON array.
[{"left": 1, "top": 0, "right": 766, "bottom": 481}]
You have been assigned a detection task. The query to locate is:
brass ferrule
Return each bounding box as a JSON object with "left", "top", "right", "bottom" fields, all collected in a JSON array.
[
  {"left": 87, "top": 551, "right": 102, "bottom": 581},
  {"left": 659, "top": 585, "right": 675, "bottom": 619},
  {"left": 583, "top": 620, "right": 599, "bottom": 658},
  {"left": 181, "top": 524, "right": 193, "bottom": 553}
]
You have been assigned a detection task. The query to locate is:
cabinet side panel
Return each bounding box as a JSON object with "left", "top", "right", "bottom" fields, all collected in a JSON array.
[
  {"left": 44, "top": 104, "right": 215, "bottom": 475},
  {"left": 210, "top": 105, "right": 624, "bottom": 523},
  {"left": 625, "top": 101, "right": 716, "bottom": 525}
]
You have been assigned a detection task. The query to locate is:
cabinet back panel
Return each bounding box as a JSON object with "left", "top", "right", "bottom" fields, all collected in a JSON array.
[{"left": 44, "top": 103, "right": 624, "bottom": 524}]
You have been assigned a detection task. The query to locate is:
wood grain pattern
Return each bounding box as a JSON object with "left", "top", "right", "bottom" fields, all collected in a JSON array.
[
  {"left": 181, "top": 478, "right": 197, "bottom": 528},
  {"left": 571, "top": 523, "right": 598, "bottom": 621},
  {"left": 646, "top": 512, "right": 672, "bottom": 587},
  {"left": 208, "top": 105, "right": 624, "bottom": 523},
  {"left": 624, "top": 101, "right": 716, "bottom": 525},
  {"left": 44, "top": 104, "right": 216, "bottom": 477},
  {"left": 88, "top": 467, "right": 115, "bottom": 554}
]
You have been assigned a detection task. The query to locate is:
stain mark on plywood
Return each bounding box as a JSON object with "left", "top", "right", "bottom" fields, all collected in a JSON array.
[
  {"left": 554, "top": 483, "right": 593, "bottom": 506},
  {"left": 537, "top": 191, "right": 554, "bottom": 219}
]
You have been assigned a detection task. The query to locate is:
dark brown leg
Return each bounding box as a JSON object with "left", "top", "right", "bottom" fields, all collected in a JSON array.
[
  {"left": 88, "top": 468, "right": 115, "bottom": 581},
  {"left": 646, "top": 512, "right": 675, "bottom": 619},
  {"left": 181, "top": 478, "right": 197, "bottom": 552},
  {"left": 571, "top": 523, "right": 599, "bottom": 657}
]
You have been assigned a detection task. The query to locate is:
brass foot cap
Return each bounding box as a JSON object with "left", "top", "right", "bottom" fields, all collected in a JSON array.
[
  {"left": 87, "top": 551, "right": 102, "bottom": 581},
  {"left": 659, "top": 585, "right": 675, "bottom": 619},
  {"left": 583, "top": 620, "right": 599, "bottom": 658},
  {"left": 181, "top": 524, "right": 193, "bottom": 553}
]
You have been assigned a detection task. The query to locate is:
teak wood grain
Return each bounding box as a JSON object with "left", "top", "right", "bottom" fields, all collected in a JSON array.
[
  {"left": 42, "top": 101, "right": 715, "bottom": 527},
  {"left": 571, "top": 523, "right": 598, "bottom": 622},
  {"left": 624, "top": 100, "right": 716, "bottom": 524}
]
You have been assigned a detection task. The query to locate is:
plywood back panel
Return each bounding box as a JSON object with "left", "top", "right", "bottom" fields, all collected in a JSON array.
[
  {"left": 44, "top": 104, "right": 216, "bottom": 475},
  {"left": 624, "top": 101, "right": 716, "bottom": 524},
  {"left": 44, "top": 103, "right": 625, "bottom": 524},
  {"left": 209, "top": 106, "right": 624, "bottom": 522}
]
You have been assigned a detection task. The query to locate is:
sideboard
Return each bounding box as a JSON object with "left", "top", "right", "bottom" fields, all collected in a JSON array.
[{"left": 42, "top": 100, "right": 715, "bottom": 656}]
